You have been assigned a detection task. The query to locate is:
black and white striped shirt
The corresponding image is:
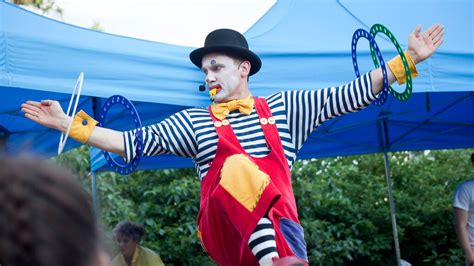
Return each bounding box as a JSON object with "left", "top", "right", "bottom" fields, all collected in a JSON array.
[{"left": 124, "top": 73, "right": 375, "bottom": 180}]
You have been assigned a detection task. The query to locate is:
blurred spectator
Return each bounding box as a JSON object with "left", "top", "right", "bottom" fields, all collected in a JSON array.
[
  {"left": 0, "top": 156, "right": 109, "bottom": 266},
  {"left": 453, "top": 153, "right": 474, "bottom": 265},
  {"left": 111, "top": 220, "right": 164, "bottom": 266}
]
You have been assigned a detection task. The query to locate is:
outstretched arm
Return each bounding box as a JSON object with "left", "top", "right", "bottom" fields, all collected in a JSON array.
[
  {"left": 21, "top": 100, "right": 125, "bottom": 157},
  {"left": 370, "top": 24, "right": 445, "bottom": 94},
  {"left": 285, "top": 24, "right": 445, "bottom": 151}
]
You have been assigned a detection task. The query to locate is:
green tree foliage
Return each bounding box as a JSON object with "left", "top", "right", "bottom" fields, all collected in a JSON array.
[
  {"left": 293, "top": 149, "right": 472, "bottom": 265},
  {"left": 54, "top": 147, "right": 472, "bottom": 265},
  {"left": 90, "top": 21, "right": 105, "bottom": 32},
  {"left": 97, "top": 169, "right": 211, "bottom": 265},
  {"left": 13, "top": 1, "right": 104, "bottom": 31},
  {"left": 13, "top": 0, "right": 63, "bottom": 17}
]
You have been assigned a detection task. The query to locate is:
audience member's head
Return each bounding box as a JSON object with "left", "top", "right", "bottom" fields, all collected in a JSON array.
[
  {"left": 0, "top": 156, "right": 108, "bottom": 266},
  {"left": 113, "top": 221, "right": 145, "bottom": 259}
]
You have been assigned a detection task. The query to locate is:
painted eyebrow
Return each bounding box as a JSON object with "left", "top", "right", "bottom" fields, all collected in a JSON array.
[{"left": 201, "top": 63, "right": 224, "bottom": 71}]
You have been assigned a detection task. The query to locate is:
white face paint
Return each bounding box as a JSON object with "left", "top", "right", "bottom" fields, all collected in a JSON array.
[{"left": 201, "top": 53, "right": 244, "bottom": 103}]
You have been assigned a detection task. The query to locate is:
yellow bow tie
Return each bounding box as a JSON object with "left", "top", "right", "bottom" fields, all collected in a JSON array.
[{"left": 211, "top": 96, "right": 254, "bottom": 120}]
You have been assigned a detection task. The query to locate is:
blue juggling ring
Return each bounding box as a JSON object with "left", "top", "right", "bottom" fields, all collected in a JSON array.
[
  {"left": 351, "top": 28, "right": 389, "bottom": 106},
  {"left": 98, "top": 95, "right": 143, "bottom": 175}
]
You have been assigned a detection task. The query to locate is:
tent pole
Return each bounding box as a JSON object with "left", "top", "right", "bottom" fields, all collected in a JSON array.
[
  {"left": 383, "top": 151, "right": 401, "bottom": 266},
  {"left": 91, "top": 171, "right": 99, "bottom": 217},
  {"left": 0, "top": 127, "right": 9, "bottom": 150},
  {"left": 379, "top": 115, "right": 401, "bottom": 266},
  {"left": 90, "top": 97, "right": 101, "bottom": 218}
]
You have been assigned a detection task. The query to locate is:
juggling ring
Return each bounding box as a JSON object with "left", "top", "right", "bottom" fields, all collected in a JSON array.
[
  {"left": 370, "top": 24, "right": 412, "bottom": 101},
  {"left": 58, "top": 72, "right": 84, "bottom": 155},
  {"left": 98, "top": 95, "right": 143, "bottom": 175},
  {"left": 351, "top": 29, "right": 389, "bottom": 106}
]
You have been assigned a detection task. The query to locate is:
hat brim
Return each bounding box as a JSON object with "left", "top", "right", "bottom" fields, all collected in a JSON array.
[{"left": 189, "top": 45, "right": 261, "bottom": 76}]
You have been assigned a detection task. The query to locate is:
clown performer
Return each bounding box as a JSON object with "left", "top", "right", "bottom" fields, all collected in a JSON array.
[{"left": 21, "top": 25, "right": 444, "bottom": 265}]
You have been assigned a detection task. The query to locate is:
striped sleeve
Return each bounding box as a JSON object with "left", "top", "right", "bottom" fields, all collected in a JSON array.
[
  {"left": 284, "top": 72, "right": 376, "bottom": 151},
  {"left": 123, "top": 109, "right": 198, "bottom": 162}
]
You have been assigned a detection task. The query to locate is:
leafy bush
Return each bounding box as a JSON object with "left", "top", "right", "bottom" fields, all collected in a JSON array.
[{"left": 293, "top": 150, "right": 471, "bottom": 265}]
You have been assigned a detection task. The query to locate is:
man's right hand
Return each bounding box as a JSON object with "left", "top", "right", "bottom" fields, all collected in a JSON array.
[
  {"left": 21, "top": 100, "right": 69, "bottom": 132},
  {"left": 21, "top": 99, "right": 126, "bottom": 157}
]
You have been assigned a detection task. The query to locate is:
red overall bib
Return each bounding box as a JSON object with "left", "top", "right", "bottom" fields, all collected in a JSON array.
[{"left": 197, "top": 97, "right": 308, "bottom": 265}]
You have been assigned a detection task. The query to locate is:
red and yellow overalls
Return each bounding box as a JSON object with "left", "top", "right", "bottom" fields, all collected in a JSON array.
[{"left": 197, "top": 97, "right": 308, "bottom": 265}]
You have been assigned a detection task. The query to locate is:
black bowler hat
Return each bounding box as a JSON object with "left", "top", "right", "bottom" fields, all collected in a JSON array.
[{"left": 189, "top": 29, "right": 262, "bottom": 76}]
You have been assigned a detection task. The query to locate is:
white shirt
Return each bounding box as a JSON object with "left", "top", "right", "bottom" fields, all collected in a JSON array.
[
  {"left": 454, "top": 178, "right": 474, "bottom": 249},
  {"left": 124, "top": 73, "right": 375, "bottom": 181}
]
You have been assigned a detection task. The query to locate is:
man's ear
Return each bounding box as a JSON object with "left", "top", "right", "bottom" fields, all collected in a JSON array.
[{"left": 239, "top": 60, "right": 251, "bottom": 77}]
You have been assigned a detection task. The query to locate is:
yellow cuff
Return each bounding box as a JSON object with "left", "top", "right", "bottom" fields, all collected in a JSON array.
[
  {"left": 69, "top": 110, "right": 98, "bottom": 143},
  {"left": 387, "top": 51, "right": 419, "bottom": 85}
]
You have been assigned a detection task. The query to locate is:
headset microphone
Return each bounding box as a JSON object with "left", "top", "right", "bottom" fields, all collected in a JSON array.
[{"left": 198, "top": 83, "right": 206, "bottom": 92}]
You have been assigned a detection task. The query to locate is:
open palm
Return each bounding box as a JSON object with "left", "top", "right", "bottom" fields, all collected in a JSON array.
[
  {"left": 408, "top": 24, "right": 444, "bottom": 64},
  {"left": 21, "top": 100, "right": 67, "bottom": 130}
]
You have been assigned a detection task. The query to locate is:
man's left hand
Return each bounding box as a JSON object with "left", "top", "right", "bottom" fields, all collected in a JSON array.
[{"left": 407, "top": 24, "right": 444, "bottom": 64}]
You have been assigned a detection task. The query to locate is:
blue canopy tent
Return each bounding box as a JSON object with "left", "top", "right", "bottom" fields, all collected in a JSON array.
[
  {"left": 1, "top": 0, "right": 472, "bottom": 167},
  {"left": 0, "top": 0, "right": 198, "bottom": 157},
  {"left": 245, "top": 0, "right": 473, "bottom": 158},
  {"left": 1, "top": 0, "right": 473, "bottom": 264}
]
